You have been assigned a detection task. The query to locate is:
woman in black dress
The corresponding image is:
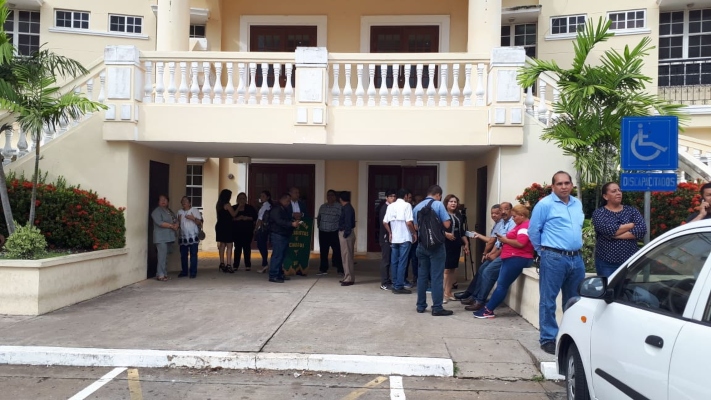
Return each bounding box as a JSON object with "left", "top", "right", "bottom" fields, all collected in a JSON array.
[
  {"left": 442, "top": 194, "right": 470, "bottom": 302},
  {"left": 216, "top": 189, "right": 237, "bottom": 273},
  {"left": 233, "top": 192, "right": 258, "bottom": 271}
]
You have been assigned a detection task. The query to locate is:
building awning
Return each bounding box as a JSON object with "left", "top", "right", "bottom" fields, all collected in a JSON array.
[
  {"left": 150, "top": 6, "right": 210, "bottom": 25},
  {"left": 501, "top": 5, "right": 542, "bottom": 24}
]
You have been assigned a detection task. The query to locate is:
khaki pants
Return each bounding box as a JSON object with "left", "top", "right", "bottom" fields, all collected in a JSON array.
[{"left": 339, "top": 230, "right": 356, "bottom": 283}]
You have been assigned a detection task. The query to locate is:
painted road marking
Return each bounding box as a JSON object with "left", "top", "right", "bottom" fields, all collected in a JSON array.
[
  {"left": 390, "top": 376, "right": 406, "bottom": 399},
  {"left": 127, "top": 368, "right": 143, "bottom": 400},
  {"left": 341, "top": 375, "right": 388, "bottom": 400},
  {"left": 67, "top": 367, "right": 126, "bottom": 400}
]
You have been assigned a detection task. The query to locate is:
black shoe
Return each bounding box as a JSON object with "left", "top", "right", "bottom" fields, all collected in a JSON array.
[
  {"left": 392, "top": 288, "right": 412, "bottom": 294},
  {"left": 296, "top": 270, "right": 307, "bottom": 276},
  {"left": 541, "top": 341, "right": 556, "bottom": 355},
  {"left": 177, "top": 272, "right": 188, "bottom": 278},
  {"left": 454, "top": 292, "right": 469, "bottom": 300},
  {"left": 431, "top": 309, "right": 454, "bottom": 316},
  {"left": 461, "top": 297, "right": 475, "bottom": 306},
  {"left": 341, "top": 281, "right": 354, "bottom": 286},
  {"left": 269, "top": 278, "right": 285, "bottom": 283},
  {"left": 282, "top": 276, "right": 291, "bottom": 281},
  {"left": 189, "top": 275, "right": 196, "bottom": 279},
  {"left": 416, "top": 308, "right": 426, "bottom": 313}
]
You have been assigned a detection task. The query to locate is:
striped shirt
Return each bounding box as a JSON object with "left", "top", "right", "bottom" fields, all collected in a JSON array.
[{"left": 318, "top": 202, "right": 342, "bottom": 232}]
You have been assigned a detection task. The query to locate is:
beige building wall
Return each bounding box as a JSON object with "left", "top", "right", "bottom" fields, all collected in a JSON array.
[
  {"left": 40, "top": 0, "right": 158, "bottom": 67},
  {"left": 536, "top": 0, "right": 660, "bottom": 88}
]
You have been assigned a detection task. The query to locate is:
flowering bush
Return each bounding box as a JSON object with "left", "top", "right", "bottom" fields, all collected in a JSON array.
[
  {"left": 0, "top": 175, "right": 126, "bottom": 250},
  {"left": 517, "top": 181, "right": 702, "bottom": 240}
]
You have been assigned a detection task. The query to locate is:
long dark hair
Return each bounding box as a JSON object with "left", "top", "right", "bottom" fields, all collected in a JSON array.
[
  {"left": 262, "top": 190, "right": 272, "bottom": 204},
  {"left": 217, "top": 189, "right": 232, "bottom": 209},
  {"left": 600, "top": 182, "right": 616, "bottom": 207}
]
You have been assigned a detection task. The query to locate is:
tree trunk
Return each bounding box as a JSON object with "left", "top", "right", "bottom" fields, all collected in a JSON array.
[
  {"left": 0, "top": 159, "right": 15, "bottom": 235},
  {"left": 28, "top": 134, "right": 40, "bottom": 226},
  {"left": 576, "top": 168, "right": 584, "bottom": 209}
]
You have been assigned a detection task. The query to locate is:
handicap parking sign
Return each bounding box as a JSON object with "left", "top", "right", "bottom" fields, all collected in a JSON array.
[{"left": 621, "top": 116, "right": 678, "bottom": 171}]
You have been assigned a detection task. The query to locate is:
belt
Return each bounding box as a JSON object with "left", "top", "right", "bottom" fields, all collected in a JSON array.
[{"left": 542, "top": 247, "right": 581, "bottom": 257}]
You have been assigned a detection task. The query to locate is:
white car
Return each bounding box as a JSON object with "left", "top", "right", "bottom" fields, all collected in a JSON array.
[{"left": 556, "top": 219, "right": 711, "bottom": 400}]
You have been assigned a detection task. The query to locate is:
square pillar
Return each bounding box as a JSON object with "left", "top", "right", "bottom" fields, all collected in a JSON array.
[
  {"left": 488, "top": 47, "right": 525, "bottom": 145},
  {"left": 293, "top": 47, "right": 328, "bottom": 144},
  {"left": 468, "top": 0, "right": 502, "bottom": 55},
  {"left": 103, "top": 46, "right": 144, "bottom": 140}
]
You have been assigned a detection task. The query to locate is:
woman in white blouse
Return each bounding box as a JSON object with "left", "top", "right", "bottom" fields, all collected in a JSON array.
[{"left": 177, "top": 196, "right": 203, "bottom": 278}]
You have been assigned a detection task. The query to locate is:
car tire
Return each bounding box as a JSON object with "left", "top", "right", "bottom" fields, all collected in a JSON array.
[{"left": 565, "top": 342, "right": 591, "bottom": 400}]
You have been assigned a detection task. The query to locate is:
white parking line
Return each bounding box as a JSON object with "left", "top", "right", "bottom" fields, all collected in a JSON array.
[
  {"left": 389, "top": 375, "right": 406, "bottom": 399},
  {"left": 68, "top": 367, "right": 127, "bottom": 400}
]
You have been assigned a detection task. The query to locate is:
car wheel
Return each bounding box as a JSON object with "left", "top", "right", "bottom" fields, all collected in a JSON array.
[{"left": 565, "top": 342, "right": 591, "bottom": 400}]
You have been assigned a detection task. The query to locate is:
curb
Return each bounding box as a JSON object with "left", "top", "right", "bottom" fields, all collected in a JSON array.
[
  {"left": 540, "top": 361, "right": 564, "bottom": 380},
  {"left": 0, "top": 346, "right": 454, "bottom": 377}
]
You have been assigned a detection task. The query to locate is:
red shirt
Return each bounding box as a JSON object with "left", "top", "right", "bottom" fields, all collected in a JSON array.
[{"left": 501, "top": 220, "right": 534, "bottom": 259}]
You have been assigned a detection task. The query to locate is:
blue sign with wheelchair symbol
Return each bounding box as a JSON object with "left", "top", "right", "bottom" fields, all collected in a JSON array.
[{"left": 621, "top": 116, "right": 678, "bottom": 171}]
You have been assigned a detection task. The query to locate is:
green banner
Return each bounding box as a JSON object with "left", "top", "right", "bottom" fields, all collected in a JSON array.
[{"left": 283, "top": 216, "right": 313, "bottom": 275}]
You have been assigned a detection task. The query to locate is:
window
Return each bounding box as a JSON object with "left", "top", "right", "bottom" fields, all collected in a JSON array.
[
  {"left": 4, "top": 10, "right": 40, "bottom": 56},
  {"left": 109, "top": 14, "right": 142, "bottom": 34},
  {"left": 608, "top": 10, "right": 646, "bottom": 31},
  {"left": 190, "top": 24, "right": 206, "bottom": 38},
  {"left": 186, "top": 164, "right": 203, "bottom": 209},
  {"left": 55, "top": 10, "right": 89, "bottom": 30},
  {"left": 614, "top": 232, "right": 711, "bottom": 317},
  {"left": 658, "top": 9, "right": 711, "bottom": 86},
  {"left": 550, "top": 15, "right": 585, "bottom": 35},
  {"left": 501, "top": 23, "right": 536, "bottom": 58}
]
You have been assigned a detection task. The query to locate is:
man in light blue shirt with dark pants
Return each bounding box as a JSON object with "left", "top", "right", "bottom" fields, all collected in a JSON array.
[
  {"left": 413, "top": 185, "right": 452, "bottom": 316},
  {"left": 528, "top": 171, "right": 585, "bottom": 355}
]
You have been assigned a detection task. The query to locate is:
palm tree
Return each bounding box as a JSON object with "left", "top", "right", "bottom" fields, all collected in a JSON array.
[
  {"left": 517, "top": 18, "right": 685, "bottom": 205},
  {"left": 0, "top": 0, "right": 106, "bottom": 227},
  {"left": 0, "top": 1, "right": 15, "bottom": 234}
]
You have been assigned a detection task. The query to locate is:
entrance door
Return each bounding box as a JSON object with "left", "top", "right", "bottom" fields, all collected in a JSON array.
[
  {"left": 475, "top": 166, "right": 488, "bottom": 268},
  {"left": 370, "top": 25, "right": 439, "bottom": 89},
  {"left": 248, "top": 163, "right": 316, "bottom": 218},
  {"left": 250, "top": 25, "right": 317, "bottom": 87},
  {"left": 147, "top": 161, "right": 170, "bottom": 279},
  {"left": 367, "top": 165, "right": 438, "bottom": 252}
]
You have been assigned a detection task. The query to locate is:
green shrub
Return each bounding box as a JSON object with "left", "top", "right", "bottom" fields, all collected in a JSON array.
[
  {"left": 4, "top": 222, "right": 47, "bottom": 259},
  {"left": 0, "top": 174, "right": 126, "bottom": 250}
]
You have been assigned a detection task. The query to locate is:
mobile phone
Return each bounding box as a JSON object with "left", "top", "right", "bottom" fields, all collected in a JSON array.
[{"left": 464, "top": 231, "right": 476, "bottom": 238}]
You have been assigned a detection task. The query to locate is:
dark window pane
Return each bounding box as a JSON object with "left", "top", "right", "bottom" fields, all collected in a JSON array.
[
  {"left": 660, "top": 12, "right": 671, "bottom": 24},
  {"left": 690, "top": 21, "right": 701, "bottom": 34},
  {"left": 514, "top": 24, "right": 525, "bottom": 35},
  {"left": 134, "top": 25, "right": 141, "bottom": 34},
  {"left": 690, "top": 10, "right": 702, "bottom": 21}
]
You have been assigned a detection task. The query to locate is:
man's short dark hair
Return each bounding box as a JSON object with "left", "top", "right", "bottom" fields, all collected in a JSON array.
[
  {"left": 426, "top": 185, "right": 443, "bottom": 196},
  {"left": 339, "top": 191, "right": 351, "bottom": 202},
  {"left": 385, "top": 188, "right": 397, "bottom": 197},
  {"left": 700, "top": 182, "right": 711, "bottom": 196},
  {"left": 501, "top": 202, "right": 513, "bottom": 209},
  {"left": 552, "top": 171, "right": 573, "bottom": 185},
  {"left": 327, "top": 189, "right": 337, "bottom": 196},
  {"left": 491, "top": 204, "right": 501, "bottom": 210},
  {"left": 279, "top": 193, "right": 291, "bottom": 201},
  {"left": 396, "top": 188, "right": 409, "bottom": 199}
]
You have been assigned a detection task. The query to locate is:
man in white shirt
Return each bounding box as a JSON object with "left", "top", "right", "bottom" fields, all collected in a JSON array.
[{"left": 383, "top": 188, "right": 417, "bottom": 294}]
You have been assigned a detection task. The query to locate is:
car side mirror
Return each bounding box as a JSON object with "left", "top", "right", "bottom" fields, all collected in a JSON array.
[
  {"left": 603, "top": 288, "right": 615, "bottom": 304},
  {"left": 579, "top": 277, "right": 607, "bottom": 299}
]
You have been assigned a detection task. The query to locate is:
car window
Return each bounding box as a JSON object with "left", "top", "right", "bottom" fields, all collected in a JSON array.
[
  {"left": 616, "top": 232, "right": 711, "bottom": 317},
  {"left": 705, "top": 293, "right": 711, "bottom": 323}
]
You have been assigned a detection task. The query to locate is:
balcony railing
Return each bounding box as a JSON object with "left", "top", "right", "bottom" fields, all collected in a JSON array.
[{"left": 658, "top": 58, "right": 711, "bottom": 105}]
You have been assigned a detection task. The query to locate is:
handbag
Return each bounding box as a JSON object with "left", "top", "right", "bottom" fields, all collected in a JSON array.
[{"left": 198, "top": 229, "right": 206, "bottom": 241}]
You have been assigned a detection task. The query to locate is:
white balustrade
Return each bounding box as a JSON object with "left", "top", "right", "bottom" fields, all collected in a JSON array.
[
  {"left": 272, "top": 63, "right": 282, "bottom": 105},
  {"left": 537, "top": 80, "right": 548, "bottom": 123},
  {"left": 284, "top": 64, "right": 294, "bottom": 105},
  {"left": 154, "top": 63, "right": 165, "bottom": 103},
  {"left": 166, "top": 62, "right": 177, "bottom": 104},
  {"left": 367, "top": 64, "right": 376, "bottom": 107},
  {"left": 143, "top": 62, "right": 152, "bottom": 103},
  {"left": 403, "top": 65, "right": 412, "bottom": 106},
  {"left": 248, "top": 63, "right": 257, "bottom": 105},
  {"left": 214, "top": 62, "right": 224, "bottom": 104},
  {"left": 189, "top": 62, "right": 200, "bottom": 104},
  {"left": 343, "top": 64, "right": 353, "bottom": 106},
  {"left": 379, "top": 64, "right": 388, "bottom": 107},
  {"left": 201, "top": 62, "right": 212, "bottom": 104},
  {"left": 451, "top": 64, "right": 461, "bottom": 107},
  {"left": 178, "top": 62, "right": 189, "bottom": 104},
  {"left": 233, "top": 63, "right": 243, "bottom": 105},
  {"left": 438, "top": 64, "right": 448, "bottom": 107},
  {"left": 259, "top": 63, "right": 269, "bottom": 105},
  {"left": 475, "top": 63, "right": 485, "bottom": 106},
  {"left": 391, "top": 65, "right": 400, "bottom": 107},
  {"left": 97, "top": 72, "right": 106, "bottom": 104},
  {"left": 551, "top": 88, "right": 560, "bottom": 121},
  {"left": 463, "top": 64, "right": 473, "bottom": 106},
  {"left": 43, "top": 124, "right": 54, "bottom": 144},
  {"left": 2, "top": 127, "right": 15, "bottom": 166},
  {"left": 331, "top": 64, "right": 341, "bottom": 106},
  {"left": 17, "top": 128, "right": 28, "bottom": 158},
  {"left": 355, "top": 64, "right": 365, "bottom": 106},
  {"left": 415, "top": 64, "right": 424, "bottom": 107},
  {"left": 525, "top": 87, "right": 534, "bottom": 114}
]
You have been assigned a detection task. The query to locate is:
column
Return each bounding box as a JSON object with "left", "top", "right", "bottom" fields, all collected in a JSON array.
[
  {"left": 293, "top": 47, "right": 329, "bottom": 144},
  {"left": 156, "top": 0, "right": 190, "bottom": 51},
  {"left": 468, "top": 0, "right": 502, "bottom": 55},
  {"left": 488, "top": 47, "right": 526, "bottom": 145},
  {"left": 102, "top": 46, "right": 145, "bottom": 140}
]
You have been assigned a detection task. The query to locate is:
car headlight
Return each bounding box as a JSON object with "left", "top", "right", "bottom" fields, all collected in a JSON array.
[{"left": 563, "top": 296, "right": 580, "bottom": 312}]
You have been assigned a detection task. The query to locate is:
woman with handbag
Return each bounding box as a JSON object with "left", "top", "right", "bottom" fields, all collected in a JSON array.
[
  {"left": 177, "top": 196, "right": 203, "bottom": 279},
  {"left": 151, "top": 194, "right": 178, "bottom": 281}
]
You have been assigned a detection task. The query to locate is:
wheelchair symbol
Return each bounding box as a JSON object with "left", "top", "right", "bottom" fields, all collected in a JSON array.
[{"left": 631, "top": 123, "right": 667, "bottom": 161}]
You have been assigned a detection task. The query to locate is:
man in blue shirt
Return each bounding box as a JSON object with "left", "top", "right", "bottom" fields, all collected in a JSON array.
[
  {"left": 528, "top": 171, "right": 585, "bottom": 355},
  {"left": 413, "top": 185, "right": 452, "bottom": 316}
]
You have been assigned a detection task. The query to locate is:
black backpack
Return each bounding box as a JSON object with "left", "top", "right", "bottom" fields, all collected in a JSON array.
[{"left": 417, "top": 199, "right": 446, "bottom": 249}]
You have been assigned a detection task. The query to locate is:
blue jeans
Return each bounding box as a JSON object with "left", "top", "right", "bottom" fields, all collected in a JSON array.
[
  {"left": 416, "top": 244, "right": 446, "bottom": 312},
  {"left": 391, "top": 242, "right": 412, "bottom": 290},
  {"left": 269, "top": 233, "right": 289, "bottom": 280},
  {"left": 473, "top": 256, "right": 503, "bottom": 303},
  {"left": 539, "top": 251, "right": 586, "bottom": 344},
  {"left": 179, "top": 243, "right": 199, "bottom": 276},
  {"left": 256, "top": 230, "right": 269, "bottom": 267},
  {"left": 486, "top": 257, "right": 533, "bottom": 311},
  {"left": 595, "top": 258, "right": 620, "bottom": 278}
]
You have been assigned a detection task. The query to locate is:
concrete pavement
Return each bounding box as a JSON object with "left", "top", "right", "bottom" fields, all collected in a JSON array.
[{"left": 0, "top": 256, "right": 556, "bottom": 380}]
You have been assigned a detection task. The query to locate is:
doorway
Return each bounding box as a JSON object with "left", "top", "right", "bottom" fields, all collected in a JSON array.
[
  {"left": 370, "top": 25, "right": 439, "bottom": 89},
  {"left": 147, "top": 161, "right": 170, "bottom": 279},
  {"left": 250, "top": 25, "right": 317, "bottom": 87},
  {"left": 367, "top": 165, "right": 438, "bottom": 252},
  {"left": 475, "top": 166, "right": 488, "bottom": 268}
]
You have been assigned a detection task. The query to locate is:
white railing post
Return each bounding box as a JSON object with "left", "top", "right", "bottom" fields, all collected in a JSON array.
[
  {"left": 189, "top": 62, "right": 200, "bottom": 104},
  {"left": 331, "top": 63, "right": 341, "bottom": 106},
  {"left": 167, "top": 62, "right": 177, "bottom": 104},
  {"left": 284, "top": 63, "right": 294, "bottom": 105},
  {"left": 155, "top": 62, "right": 165, "bottom": 104},
  {"left": 272, "top": 63, "right": 282, "bottom": 105},
  {"left": 475, "top": 63, "right": 485, "bottom": 106},
  {"left": 438, "top": 64, "right": 449, "bottom": 107},
  {"left": 248, "top": 63, "right": 257, "bottom": 105},
  {"left": 415, "top": 64, "right": 424, "bottom": 106},
  {"left": 463, "top": 64, "right": 473, "bottom": 106},
  {"left": 2, "top": 127, "right": 15, "bottom": 166},
  {"left": 143, "top": 61, "right": 153, "bottom": 103},
  {"left": 97, "top": 72, "right": 106, "bottom": 104},
  {"left": 201, "top": 62, "right": 213, "bottom": 104},
  {"left": 355, "top": 64, "right": 365, "bottom": 106},
  {"left": 234, "top": 63, "right": 244, "bottom": 105},
  {"left": 550, "top": 88, "right": 560, "bottom": 121},
  {"left": 525, "top": 86, "right": 534, "bottom": 114},
  {"left": 391, "top": 64, "right": 400, "bottom": 107},
  {"left": 451, "top": 64, "right": 461, "bottom": 107},
  {"left": 178, "top": 62, "right": 189, "bottom": 104},
  {"left": 17, "top": 128, "right": 28, "bottom": 158},
  {"left": 259, "top": 63, "right": 270, "bottom": 105},
  {"left": 343, "top": 64, "right": 353, "bottom": 106},
  {"left": 538, "top": 79, "right": 548, "bottom": 123},
  {"left": 225, "top": 62, "right": 235, "bottom": 104},
  {"left": 426, "top": 64, "right": 436, "bottom": 107},
  {"left": 379, "top": 64, "right": 389, "bottom": 106},
  {"left": 367, "top": 64, "right": 376, "bottom": 106},
  {"left": 403, "top": 65, "right": 412, "bottom": 106},
  {"left": 213, "top": 62, "right": 224, "bottom": 104}
]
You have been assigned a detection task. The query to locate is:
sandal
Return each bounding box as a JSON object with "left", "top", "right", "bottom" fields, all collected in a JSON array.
[
  {"left": 259, "top": 266, "right": 268, "bottom": 274},
  {"left": 219, "top": 263, "right": 227, "bottom": 273},
  {"left": 226, "top": 264, "right": 235, "bottom": 273}
]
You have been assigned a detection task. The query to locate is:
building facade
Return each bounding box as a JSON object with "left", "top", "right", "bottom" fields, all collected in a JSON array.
[{"left": 3, "top": 0, "right": 710, "bottom": 288}]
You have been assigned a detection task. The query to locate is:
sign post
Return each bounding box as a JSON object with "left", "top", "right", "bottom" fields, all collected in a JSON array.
[{"left": 620, "top": 116, "right": 679, "bottom": 244}]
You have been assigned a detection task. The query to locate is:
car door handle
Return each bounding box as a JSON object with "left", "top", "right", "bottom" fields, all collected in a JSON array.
[{"left": 645, "top": 335, "right": 664, "bottom": 348}]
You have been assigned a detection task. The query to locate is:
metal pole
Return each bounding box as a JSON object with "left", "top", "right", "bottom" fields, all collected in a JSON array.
[{"left": 644, "top": 190, "right": 651, "bottom": 244}]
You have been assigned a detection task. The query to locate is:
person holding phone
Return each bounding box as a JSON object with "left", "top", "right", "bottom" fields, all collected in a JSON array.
[{"left": 686, "top": 182, "right": 711, "bottom": 223}]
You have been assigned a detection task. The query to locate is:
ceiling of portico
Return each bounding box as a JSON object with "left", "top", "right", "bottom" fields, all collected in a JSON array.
[
  {"left": 137, "top": 142, "right": 493, "bottom": 161},
  {"left": 659, "top": 0, "right": 711, "bottom": 10}
]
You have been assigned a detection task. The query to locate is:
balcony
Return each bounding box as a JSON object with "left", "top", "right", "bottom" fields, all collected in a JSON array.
[
  {"left": 658, "top": 58, "right": 711, "bottom": 106},
  {"left": 97, "top": 46, "right": 528, "bottom": 155}
]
